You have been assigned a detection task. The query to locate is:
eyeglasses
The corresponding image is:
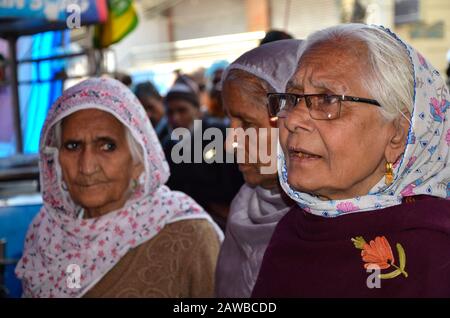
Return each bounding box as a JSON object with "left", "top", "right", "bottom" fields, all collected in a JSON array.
[{"left": 267, "top": 93, "right": 381, "bottom": 120}]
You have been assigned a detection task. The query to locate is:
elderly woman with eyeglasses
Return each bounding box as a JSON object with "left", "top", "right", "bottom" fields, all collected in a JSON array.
[{"left": 252, "top": 24, "right": 450, "bottom": 297}]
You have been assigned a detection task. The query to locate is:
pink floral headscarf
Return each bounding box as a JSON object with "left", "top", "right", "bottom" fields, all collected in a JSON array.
[{"left": 15, "top": 77, "right": 223, "bottom": 298}]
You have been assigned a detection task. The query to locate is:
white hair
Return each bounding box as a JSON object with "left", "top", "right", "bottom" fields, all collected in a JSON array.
[
  {"left": 125, "top": 129, "right": 144, "bottom": 165},
  {"left": 53, "top": 119, "right": 144, "bottom": 165},
  {"left": 302, "top": 23, "right": 414, "bottom": 122}
]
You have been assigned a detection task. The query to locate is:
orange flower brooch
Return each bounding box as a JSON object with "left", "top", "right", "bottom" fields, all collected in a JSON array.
[{"left": 351, "top": 236, "right": 408, "bottom": 279}]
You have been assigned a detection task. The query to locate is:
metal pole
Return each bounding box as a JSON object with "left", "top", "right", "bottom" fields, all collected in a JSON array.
[{"left": 8, "top": 36, "right": 23, "bottom": 154}]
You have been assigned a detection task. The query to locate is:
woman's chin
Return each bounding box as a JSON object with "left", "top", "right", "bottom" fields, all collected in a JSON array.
[
  {"left": 79, "top": 201, "right": 106, "bottom": 211},
  {"left": 75, "top": 196, "right": 111, "bottom": 213},
  {"left": 287, "top": 175, "right": 319, "bottom": 194},
  {"left": 242, "top": 175, "right": 260, "bottom": 188}
]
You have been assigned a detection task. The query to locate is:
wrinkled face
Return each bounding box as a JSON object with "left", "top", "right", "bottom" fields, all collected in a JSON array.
[
  {"left": 223, "top": 76, "right": 278, "bottom": 189},
  {"left": 280, "top": 42, "right": 395, "bottom": 200},
  {"left": 167, "top": 99, "right": 199, "bottom": 130},
  {"left": 58, "top": 109, "right": 143, "bottom": 218}
]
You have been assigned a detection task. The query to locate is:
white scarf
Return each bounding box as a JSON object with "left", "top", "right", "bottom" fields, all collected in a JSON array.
[{"left": 216, "top": 184, "right": 291, "bottom": 297}]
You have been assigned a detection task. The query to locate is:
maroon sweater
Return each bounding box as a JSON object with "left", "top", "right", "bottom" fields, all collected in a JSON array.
[{"left": 252, "top": 196, "right": 450, "bottom": 298}]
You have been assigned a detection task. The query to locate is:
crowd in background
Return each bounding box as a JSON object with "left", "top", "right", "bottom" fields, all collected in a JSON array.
[{"left": 113, "top": 30, "right": 294, "bottom": 229}]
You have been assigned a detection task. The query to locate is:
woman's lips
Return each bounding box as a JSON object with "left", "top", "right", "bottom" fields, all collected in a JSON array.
[
  {"left": 287, "top": 146, "right": 322, "bottom": 162},
  {"left": 75, "top": 181, "right": 107, "bottom": 188}
]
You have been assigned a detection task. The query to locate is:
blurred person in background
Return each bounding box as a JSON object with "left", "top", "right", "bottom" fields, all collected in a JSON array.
[
  {"left": 164, "top": 76, "right": 203, "bottom": 133},
  {"left": 113, "top": 71, "right": 132, "bottom": 87},
  {"left": 189, "top": 68, "right": 209, "bottom": 112},
  {"left": 134, "top": 81, "right": 169, "bottom": 142},
  {"left": 260, "top": 29, "right": 293, "bottom": 46},
  {"left": 163, "top": 79, "right": 244, "bottom": 230},
  {"left": 204, "top": 60, "right": 230, "bottom": 127}
]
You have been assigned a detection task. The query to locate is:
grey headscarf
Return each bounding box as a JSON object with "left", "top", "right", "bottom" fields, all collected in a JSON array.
[{"left": 215, "top": 39, "right": 304, "bottom": 298}]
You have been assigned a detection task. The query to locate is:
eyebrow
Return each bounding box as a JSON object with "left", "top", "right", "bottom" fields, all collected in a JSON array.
[
  {"left": 287, "top": 77, "right": 342, "bottom": 94},
  {"left": 95, "top": 136, "right": 117, "bottom": 143},
  {"left": 227, "top": 103, "right": 262, "bottom": 121},
  {"left": 310, "top": 79, "right": 334, "bottom": 90},
  {"left": 62, "top": 136, "right": 118, "bottom": 144},
  {"left": 228, "top": 110, "right": 252, "bottom": 122},
  {"left": 286, "top": 79, "right": 303, "bottom": 92}
]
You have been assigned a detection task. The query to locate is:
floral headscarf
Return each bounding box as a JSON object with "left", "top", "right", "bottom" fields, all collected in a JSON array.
[
  {"left": 15, "top": 77, "right": 223, "bottom": 298},
  {"left": 278, "top": 25, "right": 450, "bottom": 217}
]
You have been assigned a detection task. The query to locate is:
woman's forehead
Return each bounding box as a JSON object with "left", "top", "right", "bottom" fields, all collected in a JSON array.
[
  {"left": 302, "top": 39, "right": 368, "bottom": 68},
  {"left": 61, "top": 109, "right": 125, "bottom": 134},
  {"left": 224, "top": 84, "right": 267, "bottom": 118},
  {"left": 292, "top": 46, "right": 367, "bottom": 92}
]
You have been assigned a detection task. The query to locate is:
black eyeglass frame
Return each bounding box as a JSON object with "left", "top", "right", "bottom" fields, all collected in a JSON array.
[{"left": 267, "top": 93, "right": 381, "bottom": 120}]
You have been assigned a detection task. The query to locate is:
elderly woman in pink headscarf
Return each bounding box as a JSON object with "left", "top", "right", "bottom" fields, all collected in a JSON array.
[{"left": 15, "top": 77, "right": 223, "bottom": 298}]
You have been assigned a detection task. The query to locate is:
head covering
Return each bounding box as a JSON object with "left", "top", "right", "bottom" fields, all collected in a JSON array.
[
  {"left": 15, "top": 77, "right": 223, "bottom": 298},
  {"left": 165, "top": 76, "right": 200, "bottom": 108},
  {"left": 216, "top": 39, "right": 303, "bottom": 298},
  {"left": 205, "top": 60, "right": 229, "bottom": 80},
  {"left": 278, "top": 25, "right": 450, "bottom": 217},
  {"left": 134, "top": 81, "right": 161, "bottom": 100},
  {"left": 205, "top": 60, "right": 229, "bottom": 93},
  {"left": 220, "top": 39, "right": 303, "bottom": 93}
]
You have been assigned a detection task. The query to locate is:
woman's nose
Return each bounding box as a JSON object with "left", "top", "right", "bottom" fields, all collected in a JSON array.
[
  {"left": 79, "top": 148, "right": 99, "bottom": 175},
  {"left": 283, "top": 99, "right": 314, "bottom": 133},
  {"left": 224, "top": 128, "right": 239, "bottom": 154},
  {"left": 224, "top": 119, "right": 241, "bottom": 153}
]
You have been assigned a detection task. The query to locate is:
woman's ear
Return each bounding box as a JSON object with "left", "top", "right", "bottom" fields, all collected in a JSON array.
[
  {"left": 132, "top": 162, "right": 144, "bottom": 181},
  {"left": 385, "top": 111, "right": 411, "bottom": 163}
]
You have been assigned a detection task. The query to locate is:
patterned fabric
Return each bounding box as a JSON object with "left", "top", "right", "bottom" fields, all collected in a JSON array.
[
  {"left": 15, "top": 77, "right": 223, "bottom": 298},
  {"left": 84, "top": 219, "right": 220, "bottom": 298},
  {"left": 278, "top": 25, "right": 450, "bottom": 217}
]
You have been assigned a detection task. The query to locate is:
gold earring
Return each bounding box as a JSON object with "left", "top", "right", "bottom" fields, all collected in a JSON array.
[
  {"left": 385, "top": 162, "right": 394, "bottom": 186},
  {"left": 131, "top": 179, "right": 138, "bottom": 191}
]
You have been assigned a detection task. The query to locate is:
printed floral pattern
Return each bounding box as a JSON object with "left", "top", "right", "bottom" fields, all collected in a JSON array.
[
  {"left": 446, "top": 129, "right": 450, "bottom": 146},
  {"left": 417, "top": 52, "right": 428, "bottom": 69},
  {"left": 429, "top": 97, "right": 449, "bottom": 123},
  {"left": 336, "top": 202, "right": 359, "bottom": 213}
]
